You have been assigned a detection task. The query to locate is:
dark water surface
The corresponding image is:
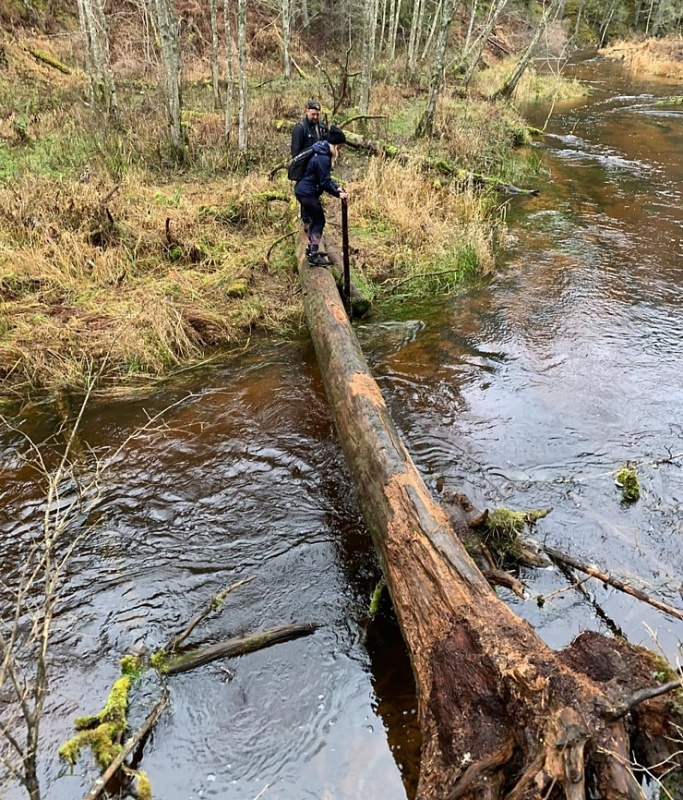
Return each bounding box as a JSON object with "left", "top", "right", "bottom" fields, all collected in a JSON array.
[{"left": 2, "top": 56, "right": 683, "bottom": 799}]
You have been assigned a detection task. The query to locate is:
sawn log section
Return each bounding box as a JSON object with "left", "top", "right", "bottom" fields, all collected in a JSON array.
[{"left": 298, "top": 257, "right": 683, "bottom": 799}]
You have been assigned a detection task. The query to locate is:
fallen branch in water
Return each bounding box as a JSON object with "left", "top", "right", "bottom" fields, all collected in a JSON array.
[
  {"left": 166, "top": 576, "right": 255, "bottom": 653},
  {"left": 163, "top": 623, "right": 320, "bottom": 674},
  {"left": 83, "top": 690, "right": 169, "bottom": 800},
  {"left": 542, "top": 545, "right": 683, "bottom": 621}
]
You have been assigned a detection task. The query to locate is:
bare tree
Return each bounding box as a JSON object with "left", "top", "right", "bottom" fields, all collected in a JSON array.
[
  {"left": 407, "top": 0, "right": 425, "bottom": 76},
  {"left": 237, "top": 0, "right": 248, "bottom": 151},
  {"left": 75, "top": 0, "right": 118, "bottom": 116},
  {"left": 460, "top": 0, "right": 508, "bottom": 88},
  {"left": 224, "top": 0, "right": 235, "bottom": 137},
  {"left": 153, "top": 0, "right": 185, "bottom": 160},
  {"left": 359, "top": 0, "right": 379, "bottom": 114},
  {"left": 416, "top": 0, "right": 457, "bottom": 136},
  {"left": 493, "top": 0, "right": 565, "bottom": 100},
  {"left": 282, "top": 0, "right": 292, "bottom": 79},
  {"left": 1, "top": 385, "right": 191, "bottom": 800},
  {"left": 209, "top": 0, "right": 222, "bottom": 108},
  {"left": 387, "top": 0, "right": 403, "bottom": 59}
]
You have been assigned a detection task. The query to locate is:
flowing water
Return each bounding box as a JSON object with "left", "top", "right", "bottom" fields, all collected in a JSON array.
[{"left": 2, "top": 56, "right": 683, "bottom": 800}]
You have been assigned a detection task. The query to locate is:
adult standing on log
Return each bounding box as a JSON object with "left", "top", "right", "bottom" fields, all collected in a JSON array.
[
  {"left": 290, "top": 99, "right": 328, "bottom": 157},
  {"left": 294, "top": 125, "right": 348, "bottom": 267},
  {"left": 291, "top": 99, "right": 329, "bottom": 228}
]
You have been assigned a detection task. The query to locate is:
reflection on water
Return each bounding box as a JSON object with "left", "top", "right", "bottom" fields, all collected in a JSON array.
[{"left": 2, "top": 55, "right": 683, "bottom": 800}]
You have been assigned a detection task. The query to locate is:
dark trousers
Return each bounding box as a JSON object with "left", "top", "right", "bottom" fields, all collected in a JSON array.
[{"left": 295, "top": 194, "right": 325, "bottom": 248}]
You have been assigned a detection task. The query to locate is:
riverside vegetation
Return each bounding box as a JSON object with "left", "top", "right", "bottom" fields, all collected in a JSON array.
[{"left": 1, "top": 0, "right": 680, "bottom": 402}]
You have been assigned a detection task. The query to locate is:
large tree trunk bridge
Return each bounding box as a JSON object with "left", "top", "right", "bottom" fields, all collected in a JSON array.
[{"left": 298, "top": 256, "right": 683, "bottom": 799}]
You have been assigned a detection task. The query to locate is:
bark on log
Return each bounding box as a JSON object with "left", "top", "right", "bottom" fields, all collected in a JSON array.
[{"left": 298, "top": 256, "right": 683, "bottom": 799}]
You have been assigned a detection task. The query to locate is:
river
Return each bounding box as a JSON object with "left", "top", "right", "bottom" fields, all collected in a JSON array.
[{"left": 1, "top": 55, "right": 682, "bottom": 800}]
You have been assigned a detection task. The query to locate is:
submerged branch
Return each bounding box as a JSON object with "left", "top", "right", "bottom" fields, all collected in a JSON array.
[
  {"left": 164, "top": 623, "right": 320, "bottom": 674},
  {"left": 542, "top": 546, "right": 683, "bottom": 621}
]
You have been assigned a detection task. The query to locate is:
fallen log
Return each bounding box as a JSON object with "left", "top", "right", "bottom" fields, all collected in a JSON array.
[{"left": 298, "top": 255, "right": 683, "bottom": 798}]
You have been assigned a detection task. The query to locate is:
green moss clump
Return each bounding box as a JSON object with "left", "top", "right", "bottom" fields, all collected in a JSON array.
[
  {"left": 136, "top": 769, "right": 153, "bottom": 800},
  {"left": 120, "top": 653, "right": 143, "bottom": 676},
  {"left": 369, "top": 578, "right": 387, "bottom": 617},
  {"left": 59, "top": 673, "right": 133, "bottom": 769},
  {"left": 615, "top": 464, "right": 640, "bottom": 502},
  {"left": 483, "top": 507, "right": 551, "bottom": 564},
  {"left": 150, "top": 649, "right": 168, "bottom": 672}
]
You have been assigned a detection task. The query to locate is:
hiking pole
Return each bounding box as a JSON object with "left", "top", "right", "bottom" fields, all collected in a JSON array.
[{"left": 341, "top": 197, "right": 351, "bottom": 316}]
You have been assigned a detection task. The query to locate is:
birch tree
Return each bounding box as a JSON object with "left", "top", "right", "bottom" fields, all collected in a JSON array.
[
  {"left": 209, "top": 0, "right": 221, "bottom": 108},
  {"left": 237, "top": 0, "right": 248, "bottom": 151},
  {"left": 224, "top": 0, "right": 235, "bottom": 137},
  {"left": 359, "top": 0, "right": 378, "bottom": 115},
  {"left": 153, "top": 0, "right": 185, "bottom": 160},
  {"left": 407, "top": 0, "right": 424, "bottom": 75},
  {"left": 460, "top": 0, "right": 508, "bottom": 88},
  {"left": 388, "top": 0, "right": 403, "bottom": 59},
  {"left": 415, "top": 0, "right": 456, "bottom": 137},
  {"left": 494, "top": 0, "right": 565, "bottom": 100},
  {"left": 76, "top": 0, "right": 118, "bottom": 116},
  {"left": 282, "top": 0, "right": 292, "bottom": 79}
]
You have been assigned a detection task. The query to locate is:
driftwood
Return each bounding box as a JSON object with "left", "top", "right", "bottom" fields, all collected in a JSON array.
[
  {"left": 297, "top": 253, "right": 683, "bottom": 799},
  {"left": 83, "top": 691, "right": 169, "bottom": 800},
  {"left": 163, "top": 623, "right": 320, "bottom": 674},
  {"left": 542, "top": 545, "right": 683, "bottom": 622}
]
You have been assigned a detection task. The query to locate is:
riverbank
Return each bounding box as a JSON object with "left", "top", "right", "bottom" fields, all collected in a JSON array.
[
  {"left": 0, "top": 19, "right": 580, "bottom": 401},
  {"left": 600, "top": 36, "right": 683, "bottom": 80}
]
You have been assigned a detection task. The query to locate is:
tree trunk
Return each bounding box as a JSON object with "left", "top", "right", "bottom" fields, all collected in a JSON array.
[
  {"left": 415, "top": 0, "right": 456, "bottom": 137},
  {"left": 153, "top": 0, "right": 185, "bottom": 160},
  {"left": 461, "top": 0, "right": 507, "bottom": 88},
  {"left": 463, "top": 0, "right": 477, "bottom": 56},
  {"left": 281, "top": 0, "right": 291, "bottom": 79},
  {"left": 388, "top": 0, "right": 402, "bottom": 59},
  {"left": 407, "top": 0, "right": 424, "bottom": 76},
  {"left": 237, "top": 0, "right": 248, "bottom": 151},
  {"left": 224, "top": 0, "right": 234, "bottom": 137},
  {"left": 298, "top": 259, "right": 683, "bottom": 799},
  {"left": 421, "top": 0, "right": 444, "bottom": 60},
  {"left": 359, "top": 0, "right": 378, "bottom": 115},
  {"left": 209, "top": 0, "right": 221, "bottom": 108},
  {"left": 493, "top": 0, "right": 564, "bottom": 100}
]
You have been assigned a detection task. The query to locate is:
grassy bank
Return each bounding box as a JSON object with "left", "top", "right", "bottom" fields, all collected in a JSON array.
[
  {"left": 0, "top": 22, "right": 570, "bottom": 400},
  {"left": 600, "top": 37, "right": 683, "bottom": 80}
]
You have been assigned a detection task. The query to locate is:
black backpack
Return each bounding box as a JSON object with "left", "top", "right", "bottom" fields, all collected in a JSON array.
[{"left": 287, "top": 146, "right": 315, "bottom": 182}]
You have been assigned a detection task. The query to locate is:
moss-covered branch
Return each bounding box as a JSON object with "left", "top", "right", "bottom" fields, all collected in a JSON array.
[{"left": 29, "top": 49, "right": 71, "bottom": 74}]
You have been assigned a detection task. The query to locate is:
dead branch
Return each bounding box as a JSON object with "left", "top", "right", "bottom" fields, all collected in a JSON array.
[
  {"left": 337, "top": 114, "right": 388, "bottom": 127},
  {"left": 266, "top": 229, "right": 297, "bottom": 262},
  {"left": 83, "top": 690, "right": 169, "bottom": 800},
  {"left": 543, "top": 545, "right": 683, "bottom": 621},
  {"left": 165, "top": 576, "right": 256, "bottom": 653},
  {"left": 163, "top": 623, "right": 320, "bottom": 674}
]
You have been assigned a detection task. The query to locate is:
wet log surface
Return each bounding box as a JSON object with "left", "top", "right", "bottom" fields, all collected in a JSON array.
[{"left": 298, "top": 255, "right": 683, "bottom": 799}]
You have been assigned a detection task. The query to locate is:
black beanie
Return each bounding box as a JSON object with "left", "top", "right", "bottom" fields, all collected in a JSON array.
[{"left": 328, "top": 125, "right": 346, "bottom": 146}]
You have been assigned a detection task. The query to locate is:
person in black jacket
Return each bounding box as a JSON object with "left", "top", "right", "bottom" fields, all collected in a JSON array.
[
  {"left": 291, "top": 100, "right": 328, "bottom": 227},
  {"left": 294, "top": 125, "right": 348, "bottom": 267},
  {"left": 290, "top": 99, "right": 328, "bottom": 157}
]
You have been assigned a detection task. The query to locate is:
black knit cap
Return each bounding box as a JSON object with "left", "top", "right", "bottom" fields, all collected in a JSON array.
[
  {"left": 306, "top": 99, "right": 321, "bottom": 110},
  {"left": 328, "top": 125, "right": 346, "bottom": 145}
]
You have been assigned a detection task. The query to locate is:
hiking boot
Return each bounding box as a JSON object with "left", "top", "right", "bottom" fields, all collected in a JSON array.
[{"left": 308, "top": 252, "right": 331, "bottom": 268}]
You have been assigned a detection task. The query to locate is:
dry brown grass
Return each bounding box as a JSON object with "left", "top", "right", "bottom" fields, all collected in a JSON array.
[
  {"left": 0, "top": 172, "right": 301, "bottom": 393},
  {"left": 601, "top": 37, "right": 683, "bottom": 81}
]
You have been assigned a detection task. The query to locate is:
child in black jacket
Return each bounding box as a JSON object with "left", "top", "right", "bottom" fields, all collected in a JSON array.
[{"left": 293, "top": 125, "right": 348, "bottom": 267}]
